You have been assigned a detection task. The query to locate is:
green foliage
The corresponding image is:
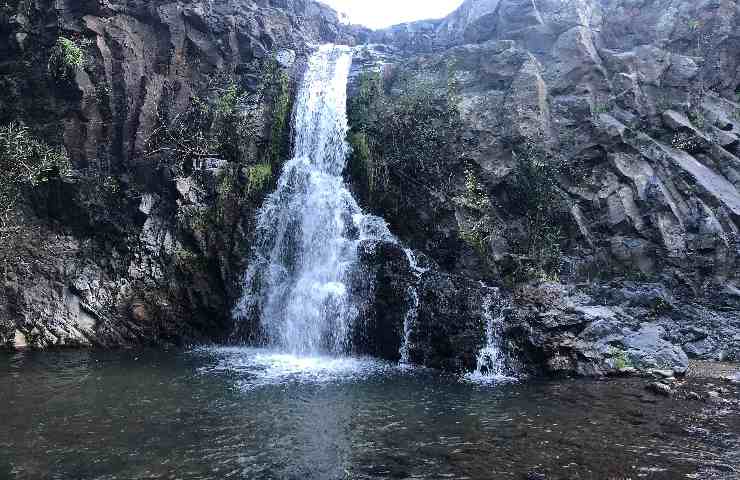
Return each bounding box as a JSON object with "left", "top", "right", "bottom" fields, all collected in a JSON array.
[
  {"left": 348, "top": 71, "right": 384, "bottom": 132},
  {"left": 216, "top": 83, "right": 239, "bottom": 116},
  {"left": 458, "top": 219, "right": 491, "bottom": 258},
  {"left": 610, "top": 347, "right": 633, "bottom": 370},
  {"left": 507, "top": 145, "right": 566, "bottom": 279},
  {"left": 688, "top": 110, "right": 705, "bottom": 129},
  {"left": 267, "top": 61, "right": 292, "bottom": 166},
  {"left": 457, "top": 170, "right": 489, "bottom": 212},
  {"left": 592, "top": 102, "right": 612, "bottom": 116},
  {"left": 0, "top": 122, "right": 71, "bottom": 243},
  {"left": 48, "top": 37, "right": 85, "bottom": 79},
  {"left": 454, "top": 170, "right": 494, "bottom": 257},
  {"left": 347, "top": 68, "right": 463, "bottom": 206},
  {"left": 246, "top": 163, "right": 272, "bottom": 195},
  {"left": 348, "top": 131, "right": 385, "bottom": 197},
  {"left": 651, "top": 297, "right": 673, "bottom": 317}
]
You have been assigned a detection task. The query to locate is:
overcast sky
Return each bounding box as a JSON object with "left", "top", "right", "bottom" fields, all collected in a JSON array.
[{"left": 320, "top": 0, "right": 464, "bottom": 29}]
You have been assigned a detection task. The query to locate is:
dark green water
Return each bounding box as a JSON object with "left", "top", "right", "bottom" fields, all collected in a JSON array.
[{"left": 1, "top": 347, "right": 737, "bottom": 479}]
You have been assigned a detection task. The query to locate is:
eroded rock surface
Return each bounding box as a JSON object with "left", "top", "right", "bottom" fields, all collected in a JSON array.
[{"left": 346, "top": 0, "right": 740, "bottom": 375}]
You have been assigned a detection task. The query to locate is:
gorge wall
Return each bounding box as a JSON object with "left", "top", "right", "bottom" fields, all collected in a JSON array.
[
  {"left": 1, "top": 0, "right": 739, "bottom": 377},
  {"left": 346, "top": 0, "right": 740, "bottom": 374},
  {"left": 0, "top": 0, "right": 359, "bottom": 348}
]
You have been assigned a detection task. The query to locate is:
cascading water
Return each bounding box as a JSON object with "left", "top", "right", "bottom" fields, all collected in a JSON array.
[
  {"left": 233, "top": 45, "right": 395, "bottom": 355},
  {"left": 467, "top": 290, "right": 517, "bottom": 382},
  {"left": 399, "top": 249, "right": 427, "bottom": 364}
]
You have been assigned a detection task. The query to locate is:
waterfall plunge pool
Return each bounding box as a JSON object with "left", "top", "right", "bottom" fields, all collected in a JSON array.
[{"left": 1, "top": 348, "right": 738, "bottom": 479}]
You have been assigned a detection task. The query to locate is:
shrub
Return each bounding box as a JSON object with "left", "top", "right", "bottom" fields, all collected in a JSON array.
[
  {"left": 48, "top": 37, "right": 85, "bottom": 79},
  {"left": 0, "top": 122, "right": 71, "bottom": 242},
  {"left": 609, "top": 347, "right": 633, "bottom": 370},
  {"left": 507, "top": 145, "right": 567, "bottom": 279},
  {"left": 246, "top": 163, "right": 272, "bottom": 195},
  {"left": 346, "top": 69, "right": 463, "bottom": 207}
]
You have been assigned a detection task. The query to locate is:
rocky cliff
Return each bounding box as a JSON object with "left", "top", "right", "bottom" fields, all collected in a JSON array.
[
  {"left": 1, "top": 0, "right": 739, "bottom": 378},
  {"left": 346, "top": 0, "right": 740, "bottom": 375},
  {"left": 0, "top": 0, "right": 357, "bottom": 349}
]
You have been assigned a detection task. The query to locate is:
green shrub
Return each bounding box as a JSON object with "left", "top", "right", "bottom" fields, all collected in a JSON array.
[
  {"left": 609, "top": 347, "right": 633, "bottom": 370},
  {"left": 346, "top": 69, "right": 463, "bottom": 205},
  {"left": 216, "top": 83, "right": 239, "bottom": 116},
  {"left": 246, "top": 163, "right": 272, "bottom": 195},
  {"left": 458, "top": 218, "right": 491, "bottom": 258},
  {"left": 0, "top": 122, "right": 71, "bottom": 240},
  {"left": 507, "top": 145, "right": 566, "bottom": 279},
  {"left": 591, "top": 102, "right": 612, "bottom": 116},
  {"left": 457, "top": 169, "right": 489, "bottom": 212},
  {"left": 688, "top": 110, "right": 705, "bottom": 129},
  {"left": 48, "top": 37, "right": 85, "bottom": 79}
]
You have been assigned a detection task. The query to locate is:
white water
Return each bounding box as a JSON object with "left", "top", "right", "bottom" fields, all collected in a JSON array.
[
  {"left": 399, "top": 249, "right": 428, "bottom": 364},
  {"left": 466, "top": 291, "right": 517, "bottom": 383},
  {"left": 233, "top": 45, "right": 511, "bottom": 376},
  {"left": 233, "top": 45, "right": 396, "bottom": 355}
]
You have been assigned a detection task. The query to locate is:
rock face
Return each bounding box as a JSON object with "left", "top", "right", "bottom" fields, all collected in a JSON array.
[
  {"left": 0, "top": 0, "right": 358, "bottom": 349},
  {"left": 345, "top": 0, "right": 740, "bottom": 375},
  {"left": 1, "top": 0, "right": 739, "bottom": 378}
]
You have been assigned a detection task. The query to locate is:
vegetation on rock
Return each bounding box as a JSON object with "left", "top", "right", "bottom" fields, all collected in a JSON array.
[
  {"left": 506, "top": 145, "right": 567, "bottom": 280},
  {"left": 347, "top": 69, "right": 464, "bottom": 208},
  {"left": 48, "top": 37, "right": 85, "bottom": 79},
  {"left": 0, "top": 122, "right": 70, "bottom": 230}
]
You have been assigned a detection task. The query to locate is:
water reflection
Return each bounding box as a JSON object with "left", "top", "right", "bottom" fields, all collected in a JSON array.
[{"left": 0, "top": 348, "right": 737, "bottom": 479}]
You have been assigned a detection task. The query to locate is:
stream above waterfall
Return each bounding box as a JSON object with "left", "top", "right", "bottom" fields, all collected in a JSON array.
[{"left": 2, "top": 348, "right": 738, "bottom": 480}]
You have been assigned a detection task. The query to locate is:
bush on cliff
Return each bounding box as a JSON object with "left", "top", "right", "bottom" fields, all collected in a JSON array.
[
  {"left": 48, "top": 37, "right": 85, "bottom": 80},
  {"left": 0, "top": 122, "right": 70, "bottom": 220},
  {"left": 0, "top": 122, "right": 71, "bottom": 266},
  {"left": 506, "top": 145, "right": 567, "bottom": 281},
  {"left": 347, "top": 70, "right": 464, "bottom": 207}
]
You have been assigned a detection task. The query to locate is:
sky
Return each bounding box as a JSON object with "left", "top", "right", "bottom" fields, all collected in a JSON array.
[{"left": 320, "top": 0, "right": 464, "bottom": 29}]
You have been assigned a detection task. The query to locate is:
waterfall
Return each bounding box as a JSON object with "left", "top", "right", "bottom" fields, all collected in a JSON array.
[
  {"left": 233, "top": 45, "right": 395, "bottom": 356},
  {"left": 467, "top": 291, "right": 517, "bottom": 382},
  {"left": 399, "top": 249, "right": 427, "bottom": 364}
]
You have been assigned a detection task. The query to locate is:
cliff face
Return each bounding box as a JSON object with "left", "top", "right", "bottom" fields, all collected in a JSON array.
[
  {"left": 347, "top": 0, "right": 740, "bottom": 373},
  {"left": 2, "top": 0, "right": 739, "bottom": 377},
  {"left": 0, "top": 0, "right": 358, "bottom": 349}
]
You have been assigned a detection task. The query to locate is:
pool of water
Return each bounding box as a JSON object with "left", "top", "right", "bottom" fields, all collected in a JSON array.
[{"left": 1, "top": 347, "right": 738, "bottom": 479}]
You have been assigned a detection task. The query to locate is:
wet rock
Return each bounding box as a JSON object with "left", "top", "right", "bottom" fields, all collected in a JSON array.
[
  {"left": 687, "top": 391, "right": 702, "bottom": 401},
  {"left": 353, "top": 240, "right": 415, "bottom": 361},
  {"left": 706, "top": 390, "right": 723, "bottom": 403},
  {"left": 409, "top": 272, "right": 492, "bottom": 372},
  {"left": 646, "top": 382, "right": 673, "bottom": 397}
]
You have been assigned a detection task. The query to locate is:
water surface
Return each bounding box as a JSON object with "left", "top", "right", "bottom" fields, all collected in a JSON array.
[{"left": 1, "top": 348, "right": 738, "bottom": 479}]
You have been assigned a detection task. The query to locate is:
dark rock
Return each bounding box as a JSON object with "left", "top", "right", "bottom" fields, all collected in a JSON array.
[
  {"left": 408, "top": 272, "right": 491, "bottom": 372},
  {"left": 352, "top": 240, "right": 415, "bottom": 360},
  {"left": 646, "top": 382, "right": 673, "bottom": 397},
  {"left": 687, "top": 391, "right": 702, "bottom": 401}
]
